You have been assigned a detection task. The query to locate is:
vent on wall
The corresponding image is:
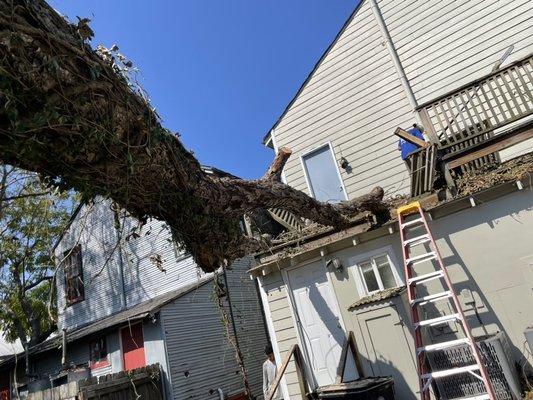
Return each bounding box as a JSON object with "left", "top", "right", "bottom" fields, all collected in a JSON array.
[{"left": 428, "top": 332, "right": 521, "bottom": 400}]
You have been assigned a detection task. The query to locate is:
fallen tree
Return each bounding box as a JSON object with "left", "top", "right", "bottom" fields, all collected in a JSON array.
[{"left": 0, "top": 0, "right": 387, "bottom": 272}]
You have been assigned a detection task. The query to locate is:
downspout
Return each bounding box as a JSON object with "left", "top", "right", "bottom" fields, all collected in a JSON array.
[
  {"left": 369, "top": 0, "right": 418, "bottom": 111},
  {"left": 61, "top": 328, "right": 67, "bottom": 367}
]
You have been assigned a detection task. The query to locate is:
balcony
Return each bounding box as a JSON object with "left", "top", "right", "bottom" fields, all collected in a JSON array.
[{"left": 409, "top": 53, "right": 533, "bottom": 197}]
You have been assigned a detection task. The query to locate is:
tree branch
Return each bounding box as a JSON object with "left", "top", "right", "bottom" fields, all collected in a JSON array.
[
  {"left": 1, "top": 191, "right": 52, "bottom": 202},
  {"left": 23, "top": 275, "right": 54, "bottom": 292},
  {"left": 0, "top": 0, "right": 389, "bottom": 272}
]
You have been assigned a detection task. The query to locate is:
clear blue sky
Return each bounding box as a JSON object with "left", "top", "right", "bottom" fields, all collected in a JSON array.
[{"left": 50, "top": 1, "right": 358, "bottom": 179}]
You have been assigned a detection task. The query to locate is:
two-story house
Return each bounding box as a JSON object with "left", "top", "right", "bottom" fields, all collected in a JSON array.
[
  {"left": 252, "top": 0, "right": 533, "bottom": 399},
  {"left": 1, "top": 194, "right": 269, "bottom": 400}
]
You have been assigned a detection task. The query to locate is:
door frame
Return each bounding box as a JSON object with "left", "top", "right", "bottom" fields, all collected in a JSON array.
[
  {"left": 299, "top": 141, "right": 348, "bottom": 201},
  {"left": 120, "top": 321, "right": 146, "bottom": 370},
  {"left": 282, "top": 256, "right": 352, "bottom": 389}
]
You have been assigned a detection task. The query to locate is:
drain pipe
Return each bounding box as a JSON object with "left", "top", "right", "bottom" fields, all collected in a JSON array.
[
  {"left": 61, "top": 328, "right": 67, "bottom": 367},
  {"left": 369, "top": 0, "right": 418, "bottom": 112},
  {"left": 217, "top": 388, "right": 225, "bottom": 400}
]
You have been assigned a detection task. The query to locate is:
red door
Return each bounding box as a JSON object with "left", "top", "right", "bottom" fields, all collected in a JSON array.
[
  {"left": 0, "top": 372, "right": 10, "bottom": 400},
  {"left": 121, "top": 323, "right": 146, "bottom": 371}
]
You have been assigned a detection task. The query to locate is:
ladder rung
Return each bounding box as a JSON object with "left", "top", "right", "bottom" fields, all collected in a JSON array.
[
  {"left": 421, "top": 364, "right": 480, "bottom": 379},
  {"left": 400, "top": 218, "right": 424, "bottom": 229},
  {"left": 404, "top": 234, "right": 430, "bottom": 247},
  {"left": 415, "top": 313, "right": 460, "bottom": 329},
  {"left": 453, "top": 395, "right": 491, "bottom": 400},
  {"left": 408, "top": 270, "right": 443, "bottom": 285},
  {"left": 406, "top": 252, "right": 437, "bottom": 266},
  {"left": 417, "top": 338, "right": 470, "bottom": 354},
  {"left": 411, "top": 291, "right": 452, "bottom": 306}
]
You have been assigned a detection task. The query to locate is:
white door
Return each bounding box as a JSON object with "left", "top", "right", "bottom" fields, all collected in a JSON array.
[
  {"left": 302, "top": 144, "right": 347, "bottom": 203},
  {"left": 288, "top": 261, "right": 358, "bottom": 387}
]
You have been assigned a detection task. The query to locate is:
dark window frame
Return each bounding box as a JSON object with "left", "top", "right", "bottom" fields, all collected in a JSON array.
[
  {"left": 63, "top": 245, "right": 85, "bottom": 305},
  {"left": 89, "top": 336, "right": 109, "bottom": 369}
]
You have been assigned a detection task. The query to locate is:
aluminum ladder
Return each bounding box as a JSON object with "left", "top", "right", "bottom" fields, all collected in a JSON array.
[{"left": 397, "top": 201, "right": 496, "bottom": 400}]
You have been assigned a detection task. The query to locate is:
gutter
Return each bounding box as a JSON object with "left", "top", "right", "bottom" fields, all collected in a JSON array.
[{"left": 251, "top": 176, "right": 532, "bottom": 276}]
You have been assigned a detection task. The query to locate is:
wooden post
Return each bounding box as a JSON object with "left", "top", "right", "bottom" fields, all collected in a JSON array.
[
  {"left": 266, "top": 345, "right": 309, "bottom": 400},
  {"left": 335, "top": 331, "right": 365, "bottom": 384}
]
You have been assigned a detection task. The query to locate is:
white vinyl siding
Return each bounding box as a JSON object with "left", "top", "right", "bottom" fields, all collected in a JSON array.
[
  {"left": 55, "top": 198, "right": 207, "bottom": 331},
  {"left": 272, "top": 0, "right": 413, "bottom": 199},
  {"left": 379, "top": 0, "right": 533, "bottom": 104},
  {"left": 269, "top": 0, "right": 533, "bottom": 200}
]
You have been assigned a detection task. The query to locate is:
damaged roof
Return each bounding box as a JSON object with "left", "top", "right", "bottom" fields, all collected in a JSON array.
[
  {"left": 0, "top": 275, "right": 213, "bottom": 368},
  {"left": 251, "top": 152, "right": 533, "bottom": 275}
]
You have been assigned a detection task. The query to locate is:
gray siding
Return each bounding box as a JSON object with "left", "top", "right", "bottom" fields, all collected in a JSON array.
[
  {"left": 224, "top": 257, "right": 269, "bottom": 398},
  {"left": 160, "top": 280, "right": 245, "bottom": 400},
  {"left": 31, "top": 331, "right": 121, "bottom": 379},
  {"left": 55, "top": 198, "right": 207, "bottom": 331}
]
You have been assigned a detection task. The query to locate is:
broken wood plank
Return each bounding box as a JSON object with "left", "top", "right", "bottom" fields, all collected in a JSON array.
[
  {"left": 394, "top": 127, "right": 430, "bottom": 148},
  {"left": 447, "top": 127, "right": 533, "bottom": 169},
  {"left": 335, "top": 331, "right": 364, "bottom": 384}
]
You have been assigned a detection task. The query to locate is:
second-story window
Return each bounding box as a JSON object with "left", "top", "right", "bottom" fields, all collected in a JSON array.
[{"left": 64, "top": 245, "right": 84, "bottom": 305}]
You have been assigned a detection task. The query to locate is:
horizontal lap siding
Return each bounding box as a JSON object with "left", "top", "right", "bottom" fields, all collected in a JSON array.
[
  {"left": 379, "top": 0, "right": 533, "bottom": 104},
  {"left": 273, "top": 0, "right": 412, "bottom": 199},
  {"left": 160, "top": 282, "right": 244, "bottom": 399},
  {"left": 55, "top": 198, "right": 207, "bottom": 331},
  {"left": 260, "top": 272, "right": 303, "bottom": 399},
  {"left": 121, "top": 216, "right": 205, "bottom": 306},
  {"left": 56, "top": 200, "right": 125, "bottom": 330},
  {"left": 224, "top": 257, "right": 269, "bottom": 398}
]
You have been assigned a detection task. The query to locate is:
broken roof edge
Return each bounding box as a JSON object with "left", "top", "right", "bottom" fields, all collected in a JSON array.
[
  {"left": 0, "top": 275, "right": 214, "bottom": 368},
  {"left": 250, "top": 157, "right": 533, "bottom": 277}
]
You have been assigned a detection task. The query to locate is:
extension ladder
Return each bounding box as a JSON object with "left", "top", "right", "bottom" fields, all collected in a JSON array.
[{"left": 397, "top": 202, "right": 496, "bottom": 400}]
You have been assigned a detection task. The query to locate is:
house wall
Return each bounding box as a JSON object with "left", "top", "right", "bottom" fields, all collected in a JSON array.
[
  {"left": 55, "top": 198, "right": 206, "bottom": 331},
  {"left": 378, "top": 0, "right": 533, "bottom": 104},
  {"left": 271, "top": 0, "right": 414, "bottom": 199},
  {"left": 257, "top": 272, "right": 303, "bottom": 399},
  {"left": 260, "top": 188, "right": 533, "bottom": 398},
  {"left": 160, "top": 280, "right": 245, "bottom": 400},
  {"left": 268, "top": 0, "right": 533, "bottom": 200},
  {"left": 223, "top": 257, "right": 270, "bottom": 398}
]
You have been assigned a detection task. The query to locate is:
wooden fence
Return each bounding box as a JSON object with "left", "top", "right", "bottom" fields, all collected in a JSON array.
[{"left": 78, "top": 364, "right": 163, "bottom": 400}]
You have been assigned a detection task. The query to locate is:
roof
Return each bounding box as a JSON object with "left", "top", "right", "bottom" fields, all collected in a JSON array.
[
  {"left": 0, "top": 275, "right": 213, "bottom": 367},
  {"left": 348, "top": 286, "right": 406, "bottom": 310},
  {"left": 262, "top": 0, "right": 365, "bottom": 146},
  {"left": 251, "top": 153, "right": 533, "bottom": 275}
]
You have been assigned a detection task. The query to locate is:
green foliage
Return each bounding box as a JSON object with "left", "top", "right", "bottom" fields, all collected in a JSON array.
[{"left": 0, "top": 165, "right": 76, "bottom": 346}]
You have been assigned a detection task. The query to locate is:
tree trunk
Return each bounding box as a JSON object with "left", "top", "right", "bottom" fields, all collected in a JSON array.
[{"left": 0, "top": 0, "right": 387, "bottom": 271}]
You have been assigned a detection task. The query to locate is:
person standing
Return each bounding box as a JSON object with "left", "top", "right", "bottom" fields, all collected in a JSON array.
[{"left": 263, "top": 344, "right": 283, "bottom": 400}]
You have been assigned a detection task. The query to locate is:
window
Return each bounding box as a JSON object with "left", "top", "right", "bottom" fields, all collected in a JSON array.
[
  {"left": 350, "top": 250, "right": 403, "bottom": 296},
  {"left": 64, "top": 245, "right": 84, "bottom": 305},
  {"left": 301, "top": 143, "right": 347, "bottom": 203},
  {"left": 89, "top": 337, "right": 109, "bottom": 369}
]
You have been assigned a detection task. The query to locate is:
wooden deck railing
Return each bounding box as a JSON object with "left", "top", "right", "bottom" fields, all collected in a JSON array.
[{"left": 418, "top": 53, "right": 533, "bottom": 150}]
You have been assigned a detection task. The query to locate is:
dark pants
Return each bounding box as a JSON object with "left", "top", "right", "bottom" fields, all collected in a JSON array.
[{"left": 404, "top": 157, "right": 412, "bottom": 174}]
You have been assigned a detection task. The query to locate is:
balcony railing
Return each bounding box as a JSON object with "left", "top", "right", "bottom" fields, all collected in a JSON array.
[
  {"left": 418, "top": 53, "right": 533, "bottom": 150},
  {"left": 408, "top": 53, "right": 533, "bottom": 195}
]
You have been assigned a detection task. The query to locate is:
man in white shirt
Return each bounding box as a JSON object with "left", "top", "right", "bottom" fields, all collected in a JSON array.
[{"left": 262, "top": 344, "right": 283, "bottom": 400}]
